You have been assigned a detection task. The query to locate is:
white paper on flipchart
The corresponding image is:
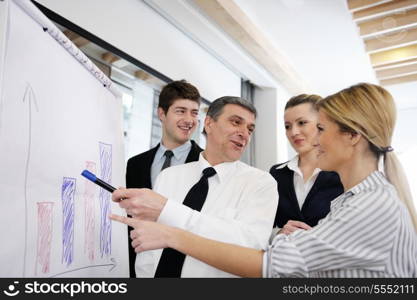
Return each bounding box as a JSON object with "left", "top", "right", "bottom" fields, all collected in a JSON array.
[
  {"left": 0, "top": 0, "right": 128, "bottom": 277},
  {"left": 0, "top": 0, "right": 10, "bottom": 130}
]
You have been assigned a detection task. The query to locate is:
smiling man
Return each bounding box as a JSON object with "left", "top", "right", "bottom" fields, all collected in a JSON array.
[
  {"left": 126, "top": 80, "right": 203, "bottom": 190},
  {"left": 114, "top": 96, "right": 278, "bottom": 278},
  {"left": 125, "top": 80, "right": 203, "bottom": 277}
]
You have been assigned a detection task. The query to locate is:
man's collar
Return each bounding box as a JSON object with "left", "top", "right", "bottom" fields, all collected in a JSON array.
[
  {"left": 198, "top": 152, "right": 239, "bottom": 183},
  {"left": 156, "top": 140, "right": 192, "bottom": 160}
]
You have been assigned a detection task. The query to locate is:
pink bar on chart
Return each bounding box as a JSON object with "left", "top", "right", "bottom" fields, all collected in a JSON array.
[
  {"left": 36, "top": 202, "right": 54, "bottom": 274},
  {"left": 84, "top": 161, "right": 96, "bottom": 261}
]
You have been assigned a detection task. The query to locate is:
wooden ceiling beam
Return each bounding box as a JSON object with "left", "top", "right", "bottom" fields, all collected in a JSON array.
[
  {"left": 380, "top": 72, "right": 417, "bottom": 84},
  {"left": 102, "top": 52, "right": 120, "bottom": 64},
  {"left": 63, "top": 30, "right": 90, "bottom": 48},
  {"left": 374, "top": 56, "right": 417, "bottom": 68},
  {"left": 353, "top": 0, "right": 417, "bottom": 21},
  {"left": 370, "top": 43, "right": 417, "bottom": 65},
  {"left": 191, "top": 0, "right": 309, "bottom": 93},
  {"left": 376, "top": 60, "right": 417, "bottom": 77},
  {"left": 348, "top": 0, "right": 393, "bottom": 12},
  {"left": 134, "top": 70, "right": 151, "bottom": 81},
  {"left": 365, "top": 26, "right": 417, "bottom": 52},
  {"left": 359, "top": 8, "right": 417, "bottom": 36}
]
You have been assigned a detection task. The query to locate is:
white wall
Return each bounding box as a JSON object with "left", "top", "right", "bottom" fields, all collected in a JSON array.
[
  {"left": 125, "top": 80, "right": 154, "bottom": 159},
  {"left": 254, "top": 85, "right": 290, "bottom": 171},
  {"left": 37, "top": 0, "right": 241, "bottom": 101},
  {"left": 388, "top": 81, "right": 417, "bottom": 208},
  {"left": 143, "top": 0, "right": 279, "bottom": 89},
  {"left": 387, "top": 81, "right": 417, "bottom": 111},
  {"left": 395, "top": 108, "right": 417, "bottom": 209},
  {"left": 235, "top": 0, "right": 377, "bottom": 96}
]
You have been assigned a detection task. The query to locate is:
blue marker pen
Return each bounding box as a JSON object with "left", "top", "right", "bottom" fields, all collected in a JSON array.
[{"left": 81, "top": 170, "right": 116, "bottom": 193}]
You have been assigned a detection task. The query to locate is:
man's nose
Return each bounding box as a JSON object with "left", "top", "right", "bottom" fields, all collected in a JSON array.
[
  {"left": 238, "top": 127, "right": 250, "bottom": 140},
  {"left": 183, "top": 113, "right": 196, "bottom": 124}
]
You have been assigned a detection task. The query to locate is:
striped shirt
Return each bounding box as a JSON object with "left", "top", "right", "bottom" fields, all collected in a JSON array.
[{"left": 263, "top": 171, "right": 417, "bottom": 278}]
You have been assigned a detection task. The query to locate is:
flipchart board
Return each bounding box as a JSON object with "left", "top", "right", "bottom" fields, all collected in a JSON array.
[{"left": 0, "top": 0, "right": 128, "bottom": 277}]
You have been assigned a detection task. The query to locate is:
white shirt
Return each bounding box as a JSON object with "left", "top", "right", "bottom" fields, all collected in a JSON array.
[
  {"left": 150, "top": 141, "right": 192, "bottom": 188},
  {"left": 136, "top": 153, "right": 278, "bottom": 277},
  {"left": 263, "top": 171, "right": 417, "bottom": 278},
  {"left": 278, "top": 155, "right": 320, "bottom": 209},
  {"left": 269, "top": 156, "right": 320, "bottom": 240}
]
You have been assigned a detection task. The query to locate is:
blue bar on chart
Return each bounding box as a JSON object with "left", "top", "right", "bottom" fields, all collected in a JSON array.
[
  {"left": 99, "top": 142, "right": 112, "bottom": 257},
  {"left": 61, "top": 177, "right": 76, "bottom": 266}
]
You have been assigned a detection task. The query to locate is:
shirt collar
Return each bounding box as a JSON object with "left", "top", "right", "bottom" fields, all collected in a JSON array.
[
  {"left": 275, "top": 155, "right": 298, "bottom": 170},
  {"left": 281, "top": 155, "right": 321, "bottom": 178},
  {"left": 197, "top": 152, "right": 239, "bottom": 183},
  {"left": 331, "top": 170, "right": 388, "bottom": 210},
  {"left": 156, "top": 140, "right": 192, "bottom": 161},
  {"left": 348, "top": 170, "right": 388, "bottom": 195},
  {"left": 287, "top": 155, "right": 300, "bottom": 173}
]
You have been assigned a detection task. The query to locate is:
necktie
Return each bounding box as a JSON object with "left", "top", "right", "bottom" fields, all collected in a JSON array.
[
  {"left": 154, "top": 167, "right": 217, "bottom": 277},
  {"left": 161, "top": 150, "right": 174, "bottom": 171}
]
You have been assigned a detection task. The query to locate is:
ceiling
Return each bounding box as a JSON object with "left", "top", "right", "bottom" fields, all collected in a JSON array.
[
  {"left": 190, "top": 0, "right": 416, "bottom": 109},
  {"left": 348, "top": 0, "right": 417, "bottom": 86},
  {"left": 59, "top": 0, "right": 416, "bottom": 110},
  {"left": 224, "top": 0, "right": 378, "bottom": 95}
]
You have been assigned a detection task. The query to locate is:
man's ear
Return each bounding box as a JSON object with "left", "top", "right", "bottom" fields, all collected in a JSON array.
[
  {"left": 157, "top": 107, "right": 166, "bottom": 122},
  {"left": 204, "top": 116, "right": 213, "bottom": 135}
]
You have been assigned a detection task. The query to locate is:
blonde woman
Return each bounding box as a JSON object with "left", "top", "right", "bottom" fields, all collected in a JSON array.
[{"left": 112, "top": 83, "right": 417, "bottom": 277}]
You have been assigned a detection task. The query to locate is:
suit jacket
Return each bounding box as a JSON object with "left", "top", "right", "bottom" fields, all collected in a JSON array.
[
  {"left": 125, "top": 140, "right": 203, "bottom": 277},
  {"left": 269, "top": 163, "right": 344, "bottom": 228},
  {"left": 126, "top": 140, "right": 203, "bottom": 189}
]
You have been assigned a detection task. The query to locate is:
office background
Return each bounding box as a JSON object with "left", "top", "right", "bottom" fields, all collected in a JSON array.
[{"left": 35, "top": 0, "right": 417, "bottom": 208}]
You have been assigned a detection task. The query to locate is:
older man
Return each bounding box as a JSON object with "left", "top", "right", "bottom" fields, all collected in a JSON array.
[{"left": 113, "top": 96, "right": 278, "bottom": 277}]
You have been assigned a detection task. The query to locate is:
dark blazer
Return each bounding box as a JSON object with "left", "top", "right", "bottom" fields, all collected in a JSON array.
[
  {"left": 126, "top": 140, "right": 203, "bottom": 189},
  {"left": 269, "top": 162, "right": 344, "bottom": 228},
  {"left": 125, "top": 140, "right": 203, "bottom": 277}
]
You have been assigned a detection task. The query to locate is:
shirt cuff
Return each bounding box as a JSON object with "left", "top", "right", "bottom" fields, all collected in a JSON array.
[{"left": 157, "top": 199, "right": 193, "bottom": 229}]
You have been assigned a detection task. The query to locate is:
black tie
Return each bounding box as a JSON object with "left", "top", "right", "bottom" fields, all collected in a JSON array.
[
  {"left": 161, "top": 150, "right": 174, "bottom": 171},
  {"left": 154, "top": 167, "right": 217, "bottom": 277}
]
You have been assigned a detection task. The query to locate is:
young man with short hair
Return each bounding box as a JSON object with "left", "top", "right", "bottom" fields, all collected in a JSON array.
[{"left": 125, "top": 80, "right": 203, "bottom": 277}]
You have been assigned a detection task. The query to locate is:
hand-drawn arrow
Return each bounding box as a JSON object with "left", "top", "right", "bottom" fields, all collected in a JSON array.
[
  {"left": 49, "top": 258, "right": 117, "bottom": 278},
  {"left": 23, "top": 83, "right": 39, "bottom": 277}
]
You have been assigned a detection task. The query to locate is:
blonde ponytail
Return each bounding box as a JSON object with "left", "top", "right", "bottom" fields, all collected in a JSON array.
[{"left": 385, "top": 152, "right": 417, "bottom": 230}]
